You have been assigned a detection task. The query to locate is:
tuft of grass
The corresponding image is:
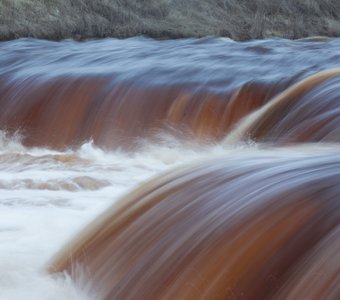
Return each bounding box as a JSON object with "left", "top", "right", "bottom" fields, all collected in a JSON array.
[{"left": 0, "top": 0, "right": 339, "bottom": 40}]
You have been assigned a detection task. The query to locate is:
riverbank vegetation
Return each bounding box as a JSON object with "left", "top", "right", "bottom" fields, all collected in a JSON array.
[{"left": 1, "top": 0, "right": 339, "bottom": 40}]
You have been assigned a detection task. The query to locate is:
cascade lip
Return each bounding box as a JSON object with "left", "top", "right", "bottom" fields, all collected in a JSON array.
[
  {"left": 1, "top": 36, "right": 340, "bottom": 150},
  {"left": 48, "top": 151, "right": 340, "bottom": 300}
]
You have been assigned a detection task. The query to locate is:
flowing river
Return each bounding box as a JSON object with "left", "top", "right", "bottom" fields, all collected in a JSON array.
[{"left": 0, "top": 37, "right": 340, "bottom": 299}]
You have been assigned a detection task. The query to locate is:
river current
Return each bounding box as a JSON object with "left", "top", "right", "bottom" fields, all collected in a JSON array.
[{"left": 0, "top": 37, "right": 340, "bottom": 299}]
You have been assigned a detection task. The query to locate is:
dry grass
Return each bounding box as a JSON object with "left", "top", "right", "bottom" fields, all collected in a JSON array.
[{"left": 0, "top": 0, "right": 340, "bottom": 40}]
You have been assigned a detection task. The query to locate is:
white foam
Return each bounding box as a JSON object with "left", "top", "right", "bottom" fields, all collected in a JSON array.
[{"left": 0, "top": 134, "right": 222, "bottom": 299}]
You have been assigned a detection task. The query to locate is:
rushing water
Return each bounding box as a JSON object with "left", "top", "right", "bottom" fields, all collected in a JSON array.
[{"left": 0, "top": 37, "right": 340, "bottom": 299}]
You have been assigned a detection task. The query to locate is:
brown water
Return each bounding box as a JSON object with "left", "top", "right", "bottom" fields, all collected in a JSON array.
[
  {"left": 1, "top": 38, "right": 340, "bottom": 149},
  {"left": 1, "top": 37, "right": 340, "bottom": 299},
  {"left": 51, "top": 153, "right": 340, "bottom": 300}
]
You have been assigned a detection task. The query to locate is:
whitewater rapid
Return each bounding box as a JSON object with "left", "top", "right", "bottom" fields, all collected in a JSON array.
[
  {"left": 0, "top": 132, "right": 230, "bottom": 299},
  {"left": 1, "top": 129, "right": 339, "bottom": 299}
]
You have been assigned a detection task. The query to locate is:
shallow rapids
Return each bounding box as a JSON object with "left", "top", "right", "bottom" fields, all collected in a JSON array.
[{"left": 0, "top": 37, "right": 340, "bottom": 299}]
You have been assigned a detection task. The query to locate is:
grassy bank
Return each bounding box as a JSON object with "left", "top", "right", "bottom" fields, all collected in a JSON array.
[{"left": 1, "top": 0, "right": 340, "bottom": 40}]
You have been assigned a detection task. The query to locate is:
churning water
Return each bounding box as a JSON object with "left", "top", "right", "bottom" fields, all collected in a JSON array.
[{"left": 0, "top": 37, "right": 340, "bottom": 299}]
